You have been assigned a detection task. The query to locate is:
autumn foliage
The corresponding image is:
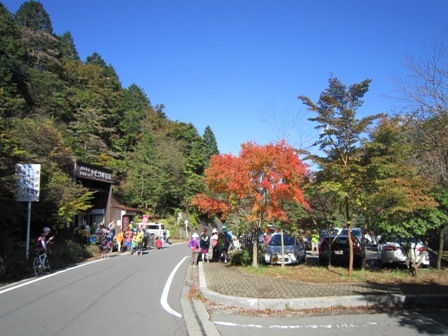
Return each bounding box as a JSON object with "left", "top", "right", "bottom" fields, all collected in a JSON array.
[{"left": 191, "top": 141, "right": 310, "bottom": 223}]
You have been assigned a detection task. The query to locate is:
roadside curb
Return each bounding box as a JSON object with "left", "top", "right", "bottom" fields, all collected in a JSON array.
[
  {"left": 182, "top": 260, "right": 221, "bottom": 336},
  {"left": 198, "top": 263, "right": 448, "bottom": 310}
]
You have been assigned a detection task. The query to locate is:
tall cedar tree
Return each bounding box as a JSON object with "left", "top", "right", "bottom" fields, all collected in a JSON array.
[
  {"left": 203, "top": 125, "right": 219, "bottom": 165},
  {"left": 191, "top": 140, "right": 310, "bottom": 267}
]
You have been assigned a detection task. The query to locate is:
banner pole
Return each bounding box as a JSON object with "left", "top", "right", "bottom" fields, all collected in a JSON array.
[{"left": 26, "top": 200, "right": 31, "bottom": 259}]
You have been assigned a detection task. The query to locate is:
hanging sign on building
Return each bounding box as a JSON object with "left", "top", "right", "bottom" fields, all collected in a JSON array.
[
  {"left": 15, "top": 164, "right": 41, "bottom": 202},
  {"left": 74, "top": 161, "right": 113, "bottom": 183}
]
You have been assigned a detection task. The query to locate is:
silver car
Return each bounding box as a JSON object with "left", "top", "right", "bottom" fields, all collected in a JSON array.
[
  {"left": 377, "top": 235, "right": 430, "bottom": 267},
  {"left": 264, "top": 233, "right": 306, "bottom": 265}
]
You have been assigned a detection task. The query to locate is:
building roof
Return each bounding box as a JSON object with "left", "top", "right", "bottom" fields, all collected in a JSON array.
[{"left": 111, "top": 194, "right": 138, "bottom": 212}]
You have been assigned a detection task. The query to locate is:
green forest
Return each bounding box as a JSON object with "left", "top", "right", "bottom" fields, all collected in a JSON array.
[
  {"left": 0, "top": 1, "right": 219, "bottom": 271},
  {"left": 1, "top": 1, "right": 448, "bottom": 277}
]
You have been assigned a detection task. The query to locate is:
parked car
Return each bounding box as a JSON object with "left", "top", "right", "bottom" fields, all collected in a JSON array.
[
  {"left": 377, "top": 235, "right": 430, "bottom": 267},
  {"left": 331, "top": 227, "right": 342, "bottom": 236},
  {"left": 339, "top": 227, "right": 374, "bottom": 245},
  {"left": 264, "top": 233, "right": 306, "bottom": 265},
  {"left": 319, "top": 235, "right": 362, "bottom": 268}
]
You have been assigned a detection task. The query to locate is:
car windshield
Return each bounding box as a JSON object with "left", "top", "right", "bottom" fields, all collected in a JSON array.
[
  {"left": 386, "top": 237, "right": 420, "bottom": 244},
  {"left": 340, "top": 228, "right": 361, "bottom": 236},
  {"left": 269, "top": 235, "right": 295, "bottom": 246}
]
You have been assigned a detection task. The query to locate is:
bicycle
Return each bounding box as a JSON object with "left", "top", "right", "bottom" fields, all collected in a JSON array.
[{"left": 33, "top": 250, "right": 51, "bottom": 276}]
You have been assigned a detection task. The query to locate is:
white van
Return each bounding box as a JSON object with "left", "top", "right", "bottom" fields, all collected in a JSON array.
[{"left": 141, "top": 223, "right": 165, "bottom": 238}]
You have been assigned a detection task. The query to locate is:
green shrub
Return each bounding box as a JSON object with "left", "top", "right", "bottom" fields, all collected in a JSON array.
[
  {"left": 50, "top": 240, "right": 95, "bottom": 268},
  {"left": 230, "top": 247, "right": 264, "bottom": 266},
  {"left": 0, "top": 240, "right": 97, "bottom": 282}
]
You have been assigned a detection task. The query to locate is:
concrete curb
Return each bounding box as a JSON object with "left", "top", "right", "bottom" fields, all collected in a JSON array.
[
  {"left": 182, "top": 262, "right": 221, "bottom": 336},
  {"left": 198, "top": 263, "right": 448, "bottom": 310}
]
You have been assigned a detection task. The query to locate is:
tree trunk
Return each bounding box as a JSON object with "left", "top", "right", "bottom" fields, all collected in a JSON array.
[
  {"left": 252, "top": 230, "right": 259, "bottom": 267},
  {"left": 281, "top": 229, "right": 285, "bottom": 269},
  {"left": 437, "top": 224, "right": 445, "bottom": 271},
  {"left": 345, "top": 197, "right": 353, "bottom": 277}
]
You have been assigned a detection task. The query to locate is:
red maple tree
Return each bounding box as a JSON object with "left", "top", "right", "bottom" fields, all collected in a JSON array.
[{"left": 191, "top": 140, "right": 310, "bottom": 266}]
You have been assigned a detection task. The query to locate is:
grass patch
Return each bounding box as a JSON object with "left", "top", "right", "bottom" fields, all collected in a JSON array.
[{"left": 240, "top": 264, "right": 448, "bottom": 285}]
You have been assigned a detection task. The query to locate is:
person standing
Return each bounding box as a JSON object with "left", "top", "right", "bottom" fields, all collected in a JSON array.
[
  {"left": 199, "top": 228, "right": 210, "bottom": 263},
  {"left": 116, "top": 230, "right": 124, "bottom": 253},
  {"left": 108, "top": 220, "right": 116, "bottom": 238},
  {"left": 132, "top": 228, "right": 143, "bottom": 255},
  {"left": 210, "top": 229, "right": 219, "bottom": 262},
  {"left": 187, "top": 233, "right": 200, "bottom": 267},
  {"left": 124, "top": 227, "right": 133, "bottom": 254},
  {"left": 311, "top": 230, "right": 319, "bottom": 256},
  {"left": 164, "top": 228, "right": 171, "bottom": 245},
  {"left": 217, "top": 226, "right": 231, "bottom": 263},
  {"left": 99, "top": 225, "right": 111, "bottom": 258},
  {"left": 264, "top": 232, "right": 271, "bottom": 245}
]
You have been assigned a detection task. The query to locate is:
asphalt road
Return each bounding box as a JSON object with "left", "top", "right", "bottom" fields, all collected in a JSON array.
[
  {"left": 204, "top": 246, "right": 448, "bottom": 336},
  {"left": 0, "top": 243, "right": 191, "bottom": 336},
  {"left": 2, "top": 243, "right": 445, "bottom": 336},
  {"left": 209, "top": 309, "right": 448, "bottom": 336}
]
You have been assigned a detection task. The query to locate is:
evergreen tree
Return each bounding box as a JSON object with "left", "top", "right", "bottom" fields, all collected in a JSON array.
[
  {"left": 203, "top": 125, "right": 219, "bottom": 164},
  {"left": 14, "top": 0, "right": 53, "bottom": 33},
  {"left": 116, "top": 84, "right": 150, "bottom": 153},
  {"left": 0, "top": 3, "right": 27, "bottom": 116},
  {"left": 58, "top": 31, "right": 79, "bottom": 62}
]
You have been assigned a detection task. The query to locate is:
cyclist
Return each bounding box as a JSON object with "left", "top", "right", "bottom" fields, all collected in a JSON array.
[{"left": 37, "top": 227, "right": 54, "bottom": 270}]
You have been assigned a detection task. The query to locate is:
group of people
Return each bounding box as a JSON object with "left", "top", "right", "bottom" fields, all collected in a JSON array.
[
  {"left": 97, "top": 222, "right": 168, "bottom": 258},
  {"left": 187, "top": 225, "right": 233, "bottom": 267}
]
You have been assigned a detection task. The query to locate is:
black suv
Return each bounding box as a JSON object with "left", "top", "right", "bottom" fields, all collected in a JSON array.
[{"left": 319, "top": 235, "right": 362, "bottom": 268}]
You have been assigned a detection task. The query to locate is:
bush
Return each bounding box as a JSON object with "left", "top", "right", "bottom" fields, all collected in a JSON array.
[
  {"left": 230, "top": 247, "right": 264, "bottom": 266},
  {"left": 49, "top": 240, "right": 95, "bottom": 268},
  {"left": 1, "top": 251, "right": 34, "bottom": 282},
  {"left": 0, "top": 240, "right": 96, "bottom": 283}
]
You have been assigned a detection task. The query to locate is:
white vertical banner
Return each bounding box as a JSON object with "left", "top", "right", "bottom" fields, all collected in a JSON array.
[{"left": 15, "top": 164, "right": 41, "bottom": 202}]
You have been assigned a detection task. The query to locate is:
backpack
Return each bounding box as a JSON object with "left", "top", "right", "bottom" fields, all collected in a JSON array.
[
  {"left": 106, "top": 231, "right": 113, "bottom": 241},
  {"left": 100, "top": 233, "right": 107, "bottom": 245},
  {"left": 217, "top": 232, "right": 228, "bottom": 248}
]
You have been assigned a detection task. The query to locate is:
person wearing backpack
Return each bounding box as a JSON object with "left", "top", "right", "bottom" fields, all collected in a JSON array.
[
  {"left": 132, "top": 228, "right": 144, "bottom": 256},
  {"left": 199, "top": 228, "right": 210, "bottom": 263},
  {"left": 217, "top": 226, "right": 231, "bottom": 263},
  {"left": 142, "top": 228, "right": 150, "bottom": 250},
  {"left": 99, "top": 226, "right": 111, "bottom": 258}
]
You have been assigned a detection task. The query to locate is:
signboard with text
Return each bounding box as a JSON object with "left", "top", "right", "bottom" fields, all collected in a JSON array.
[
  {"left": 15, "top": 164, "right": 41, "bottom": 202},
  {"left": 74, "top": 161, "right": 112, "bottom": 183}
]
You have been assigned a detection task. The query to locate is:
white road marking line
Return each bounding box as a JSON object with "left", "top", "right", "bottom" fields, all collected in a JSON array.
[
  {"left": 160, "top": 256, "right": 188, "bottom": 318},
  {"left": 214, "top": 321, "right": 379, "bottom": 329},
  {"left": 0, "top": 259, "right": 104, "bottom": 295}
]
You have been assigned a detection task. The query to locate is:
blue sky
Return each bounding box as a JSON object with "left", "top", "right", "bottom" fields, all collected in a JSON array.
[{"left": 3, "top": 1, "right": 448, "bottom": 155}]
